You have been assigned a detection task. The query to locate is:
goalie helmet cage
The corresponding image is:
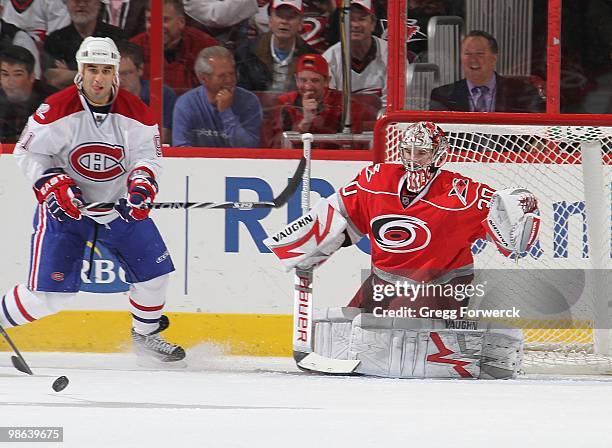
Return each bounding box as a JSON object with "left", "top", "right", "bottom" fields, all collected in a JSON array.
[{"left": 372, "top": 111, "right": 612, "bottom": 375}]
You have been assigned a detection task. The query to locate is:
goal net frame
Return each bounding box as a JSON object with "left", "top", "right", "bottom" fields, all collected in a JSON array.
[{"left": 372, "top": 111, "right": 612, "bottom": 375}]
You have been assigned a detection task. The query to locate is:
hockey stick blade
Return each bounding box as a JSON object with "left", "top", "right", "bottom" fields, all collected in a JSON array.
[
  {"left": 296, "top": 352, "right": 361, "bottom": 375},
  {"left": 11, "top": 355, "right": 33, "bottom": 375},
  {"left": 82, "top": 157, "right": 307, "bottom": 211},
  {"left": 0, "top": 325, "right": 33, "bottom": 375}
]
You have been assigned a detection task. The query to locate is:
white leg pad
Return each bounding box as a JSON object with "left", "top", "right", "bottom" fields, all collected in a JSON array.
[
  {"left": 348, "top": 314, "right": 523, "bottom": 379},
  {"left": 313, "top": 307, "right": 362, "bottom": 360},
  {"left": 480, "top": 329, "right": 525, "bottom": 379}
]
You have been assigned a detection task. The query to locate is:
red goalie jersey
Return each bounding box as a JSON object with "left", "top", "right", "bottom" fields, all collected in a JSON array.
[{"left": 337, "top": 163, "right": 495, "bottom": 287}]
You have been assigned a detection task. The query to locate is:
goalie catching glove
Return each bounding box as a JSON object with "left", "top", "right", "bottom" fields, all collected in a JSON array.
[
  {"left": 115, "top": 167, "right": 158, "bottom": 221},
  {"left": 34, "top": 168, "right": 83, "bottom": 221},
  {"left": 483, "top": 188, "right": 541, "bottom": 257},
  {"left": 264, "top": 196, "right": 361, "bottom": 270}
]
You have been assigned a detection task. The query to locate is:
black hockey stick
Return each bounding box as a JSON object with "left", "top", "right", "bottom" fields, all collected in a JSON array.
[
  {"left": 292, "top": 134, "right": 360, "bottom": 375},
  {"left": 0, "top": 323, "right": 33, "bottom": 375},
  {"left": 82, "top": 157, "right": 307, "bottom": 211}
]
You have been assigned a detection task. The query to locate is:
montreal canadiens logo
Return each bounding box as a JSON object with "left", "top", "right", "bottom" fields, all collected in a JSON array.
[
  {"left": 51, "top": 272, "right": 64, "bottom": 282},
  {"left": 70, "top": 143, "right": 126, "bottom": 181},
  {"left": 370, "top": 215, "right": 431, "bottom": 253}
]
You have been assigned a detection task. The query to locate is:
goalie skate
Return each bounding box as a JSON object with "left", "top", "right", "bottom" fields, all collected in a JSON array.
[{"left": 132, "top": 315, "right": 186, "bottom": 364}]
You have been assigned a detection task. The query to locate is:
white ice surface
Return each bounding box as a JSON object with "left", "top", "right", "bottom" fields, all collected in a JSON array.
[{"left": 1, "top": 346, "right": 612, "bottom": 448}]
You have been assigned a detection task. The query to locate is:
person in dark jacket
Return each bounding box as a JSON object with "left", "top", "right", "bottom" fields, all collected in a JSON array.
[
  {"left": 429, "top": 30, "right": 544, "bottom": 113},
  {"left": 235, "top": 0, "right": 317, "bottom": 92},
  {"left": 0, "top": 45, "right": 56, "bottom": 143}
]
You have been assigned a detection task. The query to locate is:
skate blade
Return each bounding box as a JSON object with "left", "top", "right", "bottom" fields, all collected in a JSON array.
[{"left": 136, "top": 356, "right": 188, "bottom": 369}]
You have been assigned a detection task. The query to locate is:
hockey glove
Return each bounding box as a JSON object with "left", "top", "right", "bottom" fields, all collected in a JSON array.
[
  {"left": 115, "top": 170, "right": 158, "bottom": 221},
  {"left": 33, "top": 168, "right": 83, "bottom": 221},
  {"left": 483, "top": 188, "right": 541, "bottom": 257}
]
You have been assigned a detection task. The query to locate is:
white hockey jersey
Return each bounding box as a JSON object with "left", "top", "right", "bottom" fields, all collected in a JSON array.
[
  {"left": 14, "top": 85, "right": 162, "bottom": 221},
  {"left": 323, "top": 35, "right": 388, "bottom": 106},
  {"left": 2, "top": 0, "right": 70, "bottom": 41},
  {"left": 184, "top": 0, "right": 258, "bottom": 28}
]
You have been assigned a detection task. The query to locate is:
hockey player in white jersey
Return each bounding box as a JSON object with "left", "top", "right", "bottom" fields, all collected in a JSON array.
[{"left": 1, "top": 37, "right": 185, "bottom": 363}]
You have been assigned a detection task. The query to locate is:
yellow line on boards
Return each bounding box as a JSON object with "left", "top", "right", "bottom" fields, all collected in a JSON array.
[{"left": 0, "top": 311, "right": 293, "bottom": 356}]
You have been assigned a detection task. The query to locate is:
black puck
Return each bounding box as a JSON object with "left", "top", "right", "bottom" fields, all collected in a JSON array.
[{"left": 52, "top": 375, "right": 69, "bottom": 392}]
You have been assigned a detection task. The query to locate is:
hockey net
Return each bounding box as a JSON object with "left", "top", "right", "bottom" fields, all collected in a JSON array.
[{"left": 373, "top": 113, "right": 612, "bottom": 375}]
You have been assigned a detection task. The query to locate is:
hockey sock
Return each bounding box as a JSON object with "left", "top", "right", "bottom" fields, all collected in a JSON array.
[
  {"left": 0, "top": 284, "right": 76, "bottom": 328},
  {"left": 129, "top": 274, "right": 169, "bottom": 335}
]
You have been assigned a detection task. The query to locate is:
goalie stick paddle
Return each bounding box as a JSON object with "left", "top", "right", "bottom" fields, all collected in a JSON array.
[
  {"left": 0, "top": 323, "right": 33, "bottom": 375},
  {"left": 292, "top": 134, "right": 360, "bottom": 375},
  {"left": 82, "top": 157, "right": 307, "bottom": 211}
]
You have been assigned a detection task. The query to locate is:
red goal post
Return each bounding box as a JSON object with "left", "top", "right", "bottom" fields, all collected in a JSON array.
[{"left": 372, "top": 111, "right": 612, "bottom": 374}]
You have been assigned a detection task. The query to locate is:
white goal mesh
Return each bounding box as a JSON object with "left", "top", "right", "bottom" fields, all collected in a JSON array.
[{"left": 378, "top": 118, "right": 612, "bottom": 375}]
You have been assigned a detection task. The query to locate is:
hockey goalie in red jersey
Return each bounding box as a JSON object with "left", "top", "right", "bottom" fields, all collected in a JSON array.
[
  {"left": 267, "top": 121, "right": 541, "bottom": 312},
  {"left": 265, "top": 122, "right": 541, "bottom": 379}
]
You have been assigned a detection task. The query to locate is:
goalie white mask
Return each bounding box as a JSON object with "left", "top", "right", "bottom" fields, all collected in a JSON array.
[
  {"left": 74, "top": 37, "right": 121, "bottom": 89},
  {"left": 399, "top": 122, "right": 450, "bottom": 192}
]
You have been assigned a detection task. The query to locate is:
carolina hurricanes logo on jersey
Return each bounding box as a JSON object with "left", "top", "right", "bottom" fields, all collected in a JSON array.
[
  {"left": 449, "top": 178, "right": 470, "bottom": 206},
  {"left": 370, "top": 215, "right": 431, "bottom": 253},
  {"left": 69, "top": 143, "right": 126, "bottom": 182},
  {"left": 301, "top": 16, "right": 328, "bottom": 50}
]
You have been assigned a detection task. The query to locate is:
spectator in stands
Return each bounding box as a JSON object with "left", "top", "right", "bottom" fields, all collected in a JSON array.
[
  {"left": 172, "top": 46, "right": 262, "bottom": 148},
  {"left": 43, "top": 0, "right": 125, "bottom": 89},
  {"left": 130, "top": 0, "right": 219, "bottom": 94},
  {"left": 254, "top": 0, "right": 338, "bottom": 53},
  {"left": 235, "top": 0, "right": 316, "bottom": 92},
  {"left": 275, "top": 53, "right": 366, "bottom": 136},
  {"left": 323, "top": 0, "right": 388, "bottom": 105},
  {"left": 323, "top": 0, "right": 385, "bottom": 48},
  {"left": 0, "top": 45, "right": 56, "bottom": 142},
  {"left": 0, "top": 6, "right": 42, "bottom": 78},
  {"left": 184, "top": 0, "right": 259, "bottom": 29},
  {"left": 183, "top": 0, "right": 258, "bottom": 49},
  {"left": 429, "top": 30, "right": 545, "bottom": 113},
  {"left": 100, "top": 0, "right": 147, "bottom": 38},
  {"left": 117, "top": 41, "right": 176, "bottom": 144},
  {"left": 1, "top": 0, "right": 70, "bottom": 43}
]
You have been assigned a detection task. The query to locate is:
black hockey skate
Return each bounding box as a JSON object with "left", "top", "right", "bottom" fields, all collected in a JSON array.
[{"left": 132, "top": 315, "right": 186, "bottom": 363}]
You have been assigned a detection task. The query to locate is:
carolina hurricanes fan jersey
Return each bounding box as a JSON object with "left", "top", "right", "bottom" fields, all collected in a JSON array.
[
  {"left": 2, "top": 0, "right": 71, "bottom": 42},
  {"left": 336, "top": 163, "right": 496, "bottom": 283},
  {"left": 14, "top": 85, "right": 162, "bottom": 221},
  {"left": 323, "top": 36, "right": 388, "bottom": 105}
]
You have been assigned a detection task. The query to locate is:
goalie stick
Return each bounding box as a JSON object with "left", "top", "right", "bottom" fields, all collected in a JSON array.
[
  {"left": 292, "top": 134, "right": 360, "bottom": 375},
  {"left": 0, "top": 323, "right": 33, "bottom": 375},
  {"left": 82, "top": 157, "right": 307, "bottom": 211}
]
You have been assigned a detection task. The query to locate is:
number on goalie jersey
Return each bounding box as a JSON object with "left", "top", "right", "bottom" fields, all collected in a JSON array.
[
  {"left": 338, "top": 163, "right": 495, "bottom": 311},
  {"left": 341, "top": 163, "right": 495, "bottom": 279}
]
